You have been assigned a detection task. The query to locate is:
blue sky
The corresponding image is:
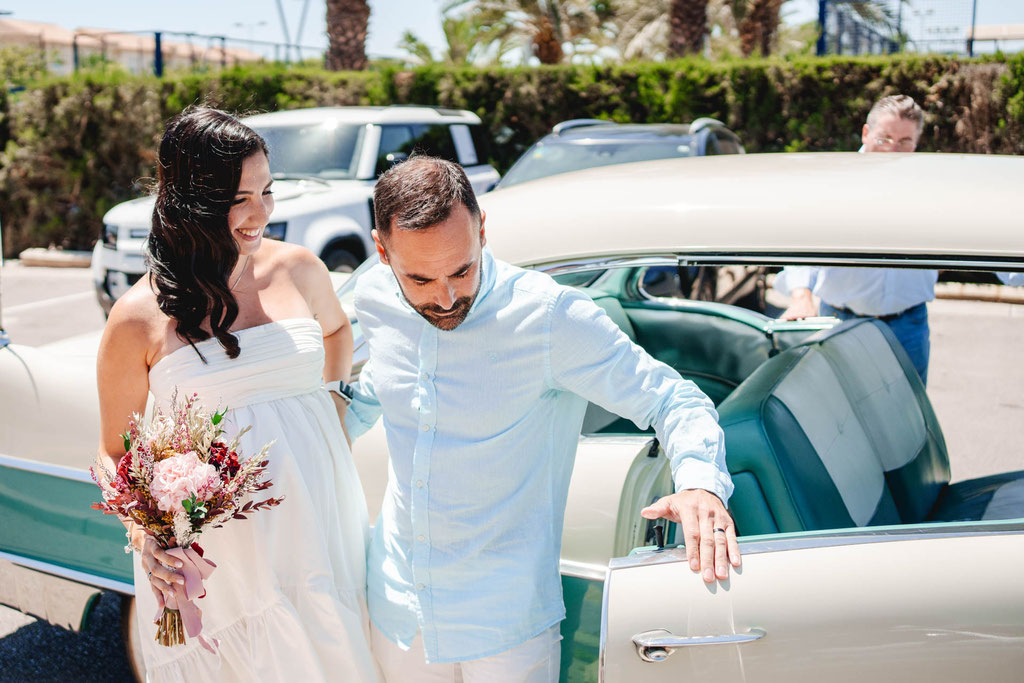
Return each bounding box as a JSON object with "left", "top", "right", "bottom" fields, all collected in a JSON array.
[{"left": 1, "top": 1, "right": 1021, "bottom": 59}]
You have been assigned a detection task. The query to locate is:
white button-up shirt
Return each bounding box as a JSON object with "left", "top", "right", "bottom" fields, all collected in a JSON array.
[
  {"left": 775, "top": 266, "right": 938, "bottom": 316},
  {"left": 347, "top": 248, "right": 732, "bottom": 663}
]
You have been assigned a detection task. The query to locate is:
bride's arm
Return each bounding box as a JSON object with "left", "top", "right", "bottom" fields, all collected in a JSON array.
[
  {"left": 294, "top": 249, "right": 355, "bottom": 437},
  {"left": 96, "top": 292, "right": 184, "bottom": 604}
]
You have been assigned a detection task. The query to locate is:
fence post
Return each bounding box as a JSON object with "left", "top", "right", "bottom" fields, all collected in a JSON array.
[
  {"left": 153, "top": 31, "right": 164, "bottom": 77},
  {"left": 836, "top": 10, "right": 844, "bottom": 55},
  {"left": 817, "top": 0, "right": 828, "bottom": 56},
  {"left": 967, "top": 0, "right": 978, "bottom": 57},
  {"left": 220, "top": 36, "right": 227, "bottom": 67}
]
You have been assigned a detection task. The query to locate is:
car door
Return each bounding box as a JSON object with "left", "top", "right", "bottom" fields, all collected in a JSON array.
[{"left": 601, "top": 521, "right": 1024, "bottom": 682}]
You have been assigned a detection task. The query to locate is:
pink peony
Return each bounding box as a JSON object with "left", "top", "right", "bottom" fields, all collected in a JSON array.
[{"left": 151, "top": 451, "right": 221, "bottom": 514}]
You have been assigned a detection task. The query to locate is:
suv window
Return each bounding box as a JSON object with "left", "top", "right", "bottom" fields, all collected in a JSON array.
[
  {"left": 713, "top": 132, "right": 743, "bottom": 155},
  {"left": 377, "top": 124, "right": 459, "bottom": 176}
]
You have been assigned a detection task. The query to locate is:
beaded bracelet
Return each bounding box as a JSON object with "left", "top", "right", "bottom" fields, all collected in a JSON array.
[{"left": 123, "top": 521, "right": 142, "bottom": 555}]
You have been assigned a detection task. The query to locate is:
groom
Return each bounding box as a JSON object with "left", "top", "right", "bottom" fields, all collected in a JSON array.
[{"left": 346, "top": 156, "right": 740, "bottom": 681}]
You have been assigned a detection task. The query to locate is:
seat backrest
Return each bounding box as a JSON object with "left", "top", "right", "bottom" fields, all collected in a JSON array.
[
  {"left": 623, "top": 303, "right": 773, "bottom": 406},
  {"left": 802, "top": 320, "right": 950, "bottom": 523},
  {"left": 718, "top": 319, "right": 950, "bottom": 535}
]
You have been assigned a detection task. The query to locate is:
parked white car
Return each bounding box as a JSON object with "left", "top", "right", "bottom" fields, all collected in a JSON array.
[
  {"left": 91, "top": 105, "right": 500, "bottom": 313},
  {"left": 6, "top": 153, "right": 1022, "bottom": 682}
]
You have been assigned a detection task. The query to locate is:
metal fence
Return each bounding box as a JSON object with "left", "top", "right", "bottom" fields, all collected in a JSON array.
[{"left": 816, "top": 0, "right": 988, "bottom": 57}]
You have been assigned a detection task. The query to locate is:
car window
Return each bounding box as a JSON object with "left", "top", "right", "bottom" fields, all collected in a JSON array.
[
  {"left": 377, "top": 124, "right": 460, "bottom": 176},
  {"left": 254, "top": 122, "right": 364, "bottom": 179},
  {"left": 498, "top": 138, "right": 698, "bottom": 189},
  {"left": 713, "top": 132, "right": 743, "bottom": 155},
  {"left": 468, "top": 124, "right": 492, "bottom": 167}
]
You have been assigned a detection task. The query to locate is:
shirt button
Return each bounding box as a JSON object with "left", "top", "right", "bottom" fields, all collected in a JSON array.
[
  {"left": 416, "top": 480, "right": 424, "bottom": 488},
  {"left": 416, "top": 583, "right": 425, "bottom": 591},
  {"left": 421, "top": 424, "right": 430, "bottom": 432},
  {"left": 417, "top": 535, "right": 425, "bottom": 542},
  {"left": 421, "top": 372, "right": 429, "bottom": 380}
]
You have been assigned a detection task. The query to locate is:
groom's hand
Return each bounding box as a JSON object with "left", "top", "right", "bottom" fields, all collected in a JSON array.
[{"left": 641, "top": 489, "right": 741, "bottom": 583}]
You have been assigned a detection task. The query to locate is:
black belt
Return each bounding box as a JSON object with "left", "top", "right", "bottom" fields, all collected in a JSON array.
[{"left": 829, "top": 302, "right": 923, "bottom": 322}]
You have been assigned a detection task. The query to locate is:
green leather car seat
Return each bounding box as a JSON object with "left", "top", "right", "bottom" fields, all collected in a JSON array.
[
  {"left": 622, "top": 301, "right": 774, "bottom": 406},
  {"left": 800, "top": 320, "right": 950, "bottom": 523},
  {"left": 717, "top": 340, "right": 904, "bottom": 536},
  {"left": 720, "top": 317, "right": 1024, "bottom": 536}
]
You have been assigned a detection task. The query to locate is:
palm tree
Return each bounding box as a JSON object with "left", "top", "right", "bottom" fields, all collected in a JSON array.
[
  {"left": 325, "top": 0, "right": 370, "bottom": 70},
  {"left": 668, "top": 0, "right": 709, "bottom": 56},
  {"left": 399, "top": 1, "right": 518, "bottom": 66},
  {"left": 462, "top": 0, "right": 607, "bottom": 65},
  {"left": 738, "top": 0, "right": 784, "bottom": 57}
]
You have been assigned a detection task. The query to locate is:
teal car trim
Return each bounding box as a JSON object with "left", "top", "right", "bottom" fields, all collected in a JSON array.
[{"left": 0, "top": 460, "right": 133, "bottom": 589}]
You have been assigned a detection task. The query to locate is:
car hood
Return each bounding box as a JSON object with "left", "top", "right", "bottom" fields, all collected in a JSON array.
[{"left": 101, "top": 178, "right": 348, "bottom": 227}]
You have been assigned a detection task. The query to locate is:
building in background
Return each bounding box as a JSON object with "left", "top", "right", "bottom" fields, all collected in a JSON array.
[{"left": 0, "top": 17, "right": 261, "bottom": 76}]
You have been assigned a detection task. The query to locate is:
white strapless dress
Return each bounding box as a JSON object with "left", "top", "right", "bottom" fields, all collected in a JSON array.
[{"left": 138, "top": 318, "right": 378, "bottom": 682}]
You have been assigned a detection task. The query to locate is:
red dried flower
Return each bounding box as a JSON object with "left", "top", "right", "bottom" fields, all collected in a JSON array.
[
  {"left": 113, "top": 451, "right": 134, "bottom": 493},
  {"left": 209, "top": 441, "right": 241, "bottom": 478}
]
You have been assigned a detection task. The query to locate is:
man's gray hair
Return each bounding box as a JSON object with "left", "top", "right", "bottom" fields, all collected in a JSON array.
[{"left": 866, "top": 94, "right": 924, "bottom": 132}]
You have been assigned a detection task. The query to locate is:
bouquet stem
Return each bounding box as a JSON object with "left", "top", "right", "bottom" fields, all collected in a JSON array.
[{"left": 155, "top": 608, "right": 185, "bottom": 646}]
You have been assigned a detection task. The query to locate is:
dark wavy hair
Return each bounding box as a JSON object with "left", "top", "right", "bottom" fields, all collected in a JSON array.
[{"left": 145, "top": 107, "right": 268, "bottom": 361}]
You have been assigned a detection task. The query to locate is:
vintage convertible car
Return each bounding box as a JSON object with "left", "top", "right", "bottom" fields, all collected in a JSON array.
[{"left": 1, "top": 153, "right": 1022, "bottom": 682}]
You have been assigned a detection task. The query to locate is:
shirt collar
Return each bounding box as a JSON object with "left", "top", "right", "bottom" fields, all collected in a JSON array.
[{"left": 467, "top": 246, "right": 497, "bottom": 317}]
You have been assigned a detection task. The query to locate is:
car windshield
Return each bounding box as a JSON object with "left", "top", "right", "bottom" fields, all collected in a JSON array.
[
  {"left": 252, "top": 121, "right": 365, "bottom": 180},
  {"left": 498, "top": 138, "right": 698, "bottom": 189}
]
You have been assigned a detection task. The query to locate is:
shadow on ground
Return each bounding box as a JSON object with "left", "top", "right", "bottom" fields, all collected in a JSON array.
[{"left": 0, "top": 591, "right": 133, "bottom": 682}]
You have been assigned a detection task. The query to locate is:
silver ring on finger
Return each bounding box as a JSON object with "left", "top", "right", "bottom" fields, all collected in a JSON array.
[{"left": 713, "top": 527, "right": 727, "bottom": 534}]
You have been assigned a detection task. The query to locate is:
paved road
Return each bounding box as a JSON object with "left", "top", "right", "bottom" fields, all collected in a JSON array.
[
  {"left": 1, "top": 261, "right": 106, "bottom": 347},
  {"left": 1, "top": 263, "right": 1022, "bottom": 675}
]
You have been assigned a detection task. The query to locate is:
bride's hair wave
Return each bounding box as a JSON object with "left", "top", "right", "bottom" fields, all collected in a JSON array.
[{"left": 146, "top": 107, "right": 268, "bottom": 361}]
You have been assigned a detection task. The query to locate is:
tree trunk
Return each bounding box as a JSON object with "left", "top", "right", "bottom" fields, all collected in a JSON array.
[
  {"left": 325, "top": 0, "right": 370, "bottom": 71},
  {"left": 668, "top": 0, "right": 709, "bottom": 57},
  {"left": 532, "top": 16, "right": 565, "bottom": 64},
  {"left": 739, "top": 0, "right": 783, "bottom": 57}
]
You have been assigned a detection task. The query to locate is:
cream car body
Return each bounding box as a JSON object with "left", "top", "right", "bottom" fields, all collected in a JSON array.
[{"left": 2, "top": 153, "right": 1023, "bottom": 682}]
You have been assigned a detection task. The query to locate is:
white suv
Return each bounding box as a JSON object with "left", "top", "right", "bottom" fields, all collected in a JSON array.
[{"left": 91, "top": 105, "right": 500, "bottom": 313}]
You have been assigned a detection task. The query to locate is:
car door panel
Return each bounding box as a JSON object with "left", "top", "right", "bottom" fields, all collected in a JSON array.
[{"left": 602, "top": 525, "right": 1024, "bottom": 682}]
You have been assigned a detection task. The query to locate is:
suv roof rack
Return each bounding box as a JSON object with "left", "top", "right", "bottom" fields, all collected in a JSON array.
[
  {"left": 689, "top": 117, "right": 725, "bottom": 134},
  {"left": 552, "top": 118, "right": 613, "bottom": 135}
]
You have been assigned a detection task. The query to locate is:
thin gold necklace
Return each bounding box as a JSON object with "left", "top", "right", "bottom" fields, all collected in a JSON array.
[{"left": 230, "top": 255, "right": 250, "bottom": 290}]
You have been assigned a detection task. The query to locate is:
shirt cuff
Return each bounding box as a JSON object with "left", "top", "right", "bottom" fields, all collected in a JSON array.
[{"left": 672, "top": 459, "right": 735, "bottom": 507}]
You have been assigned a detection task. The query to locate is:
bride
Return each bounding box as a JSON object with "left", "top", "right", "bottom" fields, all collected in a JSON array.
[{"left": 95, "top": 107, "right": 378, "bottom": 681}]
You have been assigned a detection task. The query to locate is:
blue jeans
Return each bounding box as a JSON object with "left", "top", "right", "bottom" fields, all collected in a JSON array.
[{"left": 820, "top": 301, "right": 930, "bottom": 385}]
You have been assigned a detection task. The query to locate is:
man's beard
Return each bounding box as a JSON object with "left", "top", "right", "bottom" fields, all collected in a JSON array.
[{"left": 402, "top": 272, "right": 483, "bottom": 331}]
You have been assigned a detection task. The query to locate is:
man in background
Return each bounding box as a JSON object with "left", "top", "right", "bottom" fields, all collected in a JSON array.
[{"left": 775, "top": 94, "right": 936, "bottom": 383}]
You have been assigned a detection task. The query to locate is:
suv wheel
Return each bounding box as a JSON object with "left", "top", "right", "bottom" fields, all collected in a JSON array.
[{"left": 322, "top": 248, "right": 361, "bottom": 273}]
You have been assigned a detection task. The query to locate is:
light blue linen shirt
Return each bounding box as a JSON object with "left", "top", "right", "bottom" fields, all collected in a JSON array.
[
  {"left": 346, "top": 247, "right": 732, "bottom": 663},
  {"left": 775, "top": 266, "right": 938, "bottom": 317}
]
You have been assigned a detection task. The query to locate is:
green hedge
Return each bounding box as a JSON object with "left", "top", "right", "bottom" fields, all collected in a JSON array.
[{"left": 2, "top": 55, "right": 1023, "bottom": 256}]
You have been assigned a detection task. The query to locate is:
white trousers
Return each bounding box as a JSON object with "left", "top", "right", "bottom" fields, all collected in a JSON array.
[{"left": 371, "top": 623, "right": 562, "bottom": 683}]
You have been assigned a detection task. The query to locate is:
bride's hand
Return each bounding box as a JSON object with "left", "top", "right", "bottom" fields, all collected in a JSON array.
[{"left": 139, "top": 533, "right": 184, "bottom": 610}]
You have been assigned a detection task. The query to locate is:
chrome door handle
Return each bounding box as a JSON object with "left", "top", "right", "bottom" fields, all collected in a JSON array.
[{"left": 633, "top": 627, "right": 766, "bottom": 662}]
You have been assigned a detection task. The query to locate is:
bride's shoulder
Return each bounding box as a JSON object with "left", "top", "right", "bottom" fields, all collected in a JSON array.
[
  {"left": 103, "top": 277, "right": 165, "bottom": 348},
  {"left": 262, "top": 239, "right": 328, "bottom": 283}
]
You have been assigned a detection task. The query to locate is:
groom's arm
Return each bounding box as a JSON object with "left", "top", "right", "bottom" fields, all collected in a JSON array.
[
  {"left": 345, "top": 359, "right": 383, "bottom": 440},
  {"left": 546, "top": 287, "right": 740, "bottom": 581}
]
